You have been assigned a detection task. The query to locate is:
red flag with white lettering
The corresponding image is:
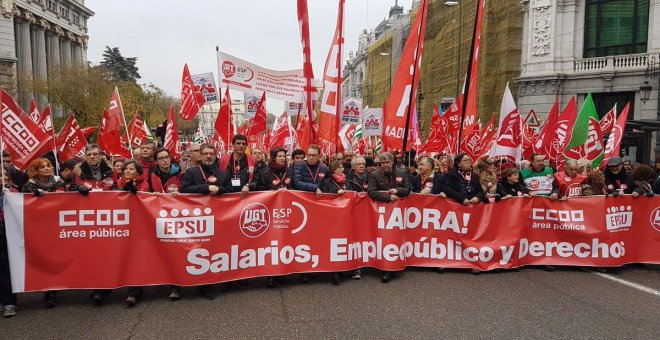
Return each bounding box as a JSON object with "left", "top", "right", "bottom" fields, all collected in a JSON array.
[
  {"left": 492, "top": 83, "right": 522, "bottom": 162},
  {"left": 163, "top": 105, "right": 181, "bottom": 161},
  {"left": 28, "top": 98, "right": 40, "bottom": 123},
  {"left": 549, "top": 97, "right": 578, "bottom": 167},
  {"left": 0, "top": 89, "right": 53, "bottom": 170},
  {"left": 478, "top": 114, "right": 497, "bottom": 159},
  {"left": 445, "top": 95, "right": 462, "bottom": 155},
  {"left": 81, "top": 127, "right": 96, "bottom": 139},
  {"left": 601, "top": 102, "right": 629, "bottom": 168},
  {"left": 179, "top": 64, "right": 206, "bottom": 121},
  {"left": 600, "top": 103, "right": 617, "bottom": 135},
  {"left": 318, "top": 0, "right": 345, "bottom": 145},
  {"left": 382, "top": 0, "right": 430, "bottom": 151},
  {"left": 127, "top": 114, "right": 148, "bottom": 148},
  {"left": 107, "top": 87, "right": 127, "bottom": 131},
  {"left": 533, "top": 96, "right": 559, "bottom": 158},
  {"left": 460, "top": 0, "right": 486, "bottom": 145},
  {"left": 98, "top": 109, "right": 131, "bottom": 159},
  {"left": 214, "top": 88, "right": 234, "bottom": 151},
  {"left": 297, "top": 0, "right": 318, "bottom": 145},
  {"left": 417, "top": 104, "right": 444, "bottom": 155},
  {"left": 57, "top": 114, "right": 87, "bottom": 162},
  {"left": 247, "top": 92, "right": 267, "bottom": 137}
]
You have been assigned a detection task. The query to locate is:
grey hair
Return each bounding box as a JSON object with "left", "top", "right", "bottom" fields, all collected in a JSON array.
[
  {"left": 352, "top": 156, "right": 365, "bottom": 166},
  {"left": 379, "top": 152, "right": 394, "bottom": 162},
  {"left": 565, "top": 159, "right": 578, "bottom": 168},
  {"left": 85, "top": 143, "right": 101, "bottom": 153}
]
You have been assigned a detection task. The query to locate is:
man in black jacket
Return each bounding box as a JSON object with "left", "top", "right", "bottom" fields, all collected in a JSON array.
[
  {"left": 604, "top": 156, "right": 638, "bottom": 196},
  {"left": 179, "top": 144, "right": 230, "bottom": 300},
  {"left": 367, "top": 152, "right": 412, "bottom": 283}
]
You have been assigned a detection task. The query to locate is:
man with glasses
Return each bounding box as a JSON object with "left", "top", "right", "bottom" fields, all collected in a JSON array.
[
  {"left": 293, "top": 144, "right": 328, "bottom": 195},
  {"left": 148, "top": 148, "right": 183, "bottom": 194},
  {"left": 181, "top": 143, "right": 230, "bottom": 300},
  {"left": 181, "top": 143, "right": 202, "bottom": 173},
  {"left": 75, "top": 144, "right": 115, "bottom": 192},
  {"left": 367, "top": 152, "right": 412, "bottom": 283}
]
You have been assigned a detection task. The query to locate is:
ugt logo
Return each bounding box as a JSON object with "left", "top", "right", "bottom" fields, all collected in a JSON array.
[
  {"left": 650, "top": 207, "right": 660, "bottom": 233},
  {"left": 239, "top": 203, "right": 271, "bottom": 238}
]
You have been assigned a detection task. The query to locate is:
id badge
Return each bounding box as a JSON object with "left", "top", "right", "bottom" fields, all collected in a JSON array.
[{"left": 231, "top": 179, "right": 241, "bottom": 187}]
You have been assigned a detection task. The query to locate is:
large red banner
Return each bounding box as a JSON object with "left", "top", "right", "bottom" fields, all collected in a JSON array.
[{"left": 5, "top": 192, "right": 660, "bottom": 292}]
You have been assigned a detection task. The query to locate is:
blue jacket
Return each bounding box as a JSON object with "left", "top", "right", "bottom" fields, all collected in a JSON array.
[{"left": 293, "top": 162, "right": 329, "bottom": 192}]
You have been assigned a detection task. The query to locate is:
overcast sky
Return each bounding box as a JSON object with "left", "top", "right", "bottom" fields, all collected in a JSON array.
[{"left": 86, "top": 0, "right": 414, "bottom": 106}]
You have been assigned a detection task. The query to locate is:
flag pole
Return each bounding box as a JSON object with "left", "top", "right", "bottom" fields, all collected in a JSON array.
[
  {"left": 48, "top": 105, "right": 61, "bottom": 176},
  {"left": 0, "top": 138, "right": 6, "bottom": 189},
  {"left": 115, "top": 87, "right": 133, "bottom": 151},
  {"left": 401, "top": 0, "right": 429, "bottom": 156}
]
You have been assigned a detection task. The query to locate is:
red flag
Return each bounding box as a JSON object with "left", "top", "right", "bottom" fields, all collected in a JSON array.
[
  {"left": 57, "top": 114, "right": 88, "bottom": 162},
  {"left": 98, "top": 109, "right": 131, "bottom": 159},
  {"left": 163, "top": 105, "right": 181, "bottom": 161},
  {"left": 28, "top": 98, "right": 40, "bottom": 123},
  {"left": 318, "top": 0, "right": 345, "bottom": 145},
  {"left": 214, "top": 88, "right": 234, "bottom": 151},
  {"left": 297, "top": 0, "right": 318, "bottom": 144},
  {"left": 127, "top": 114, "right": 148, "bottom": 148},
  {"left": 38, "top": 105, "right": 53, "bottom": 135},
  {"left": 460, "top": 0, "right": 486, "bottom": 146},
  {"left": 179, "top": 63, "right": 206, "bottom": 120},
  {"left": 549, "top": 97, "right": 578, "bottom": 166},
  {"left": 533, "top": 96, "right": 559, "bottom": 158},
  {"left": 81, "top": 127, "right": 96, "bottom": 139},
  {"left": 601, "top": 102, "right": 630, "bottom": 168},
  {"left": 296, "top": 114, "right": 315, "bottom": 151},
  {"left": 522, "top": 124, "right": 538, "bottom": 161},
  {"left": 107, "top": 87, "right": 127, "bottom": 131},
  {"left": 445, "top": 95, "right": 463, "bottom": 155},
  {"left": 600, "top": 103, "right": 617, "bottom": 135},
  {"left": 247, "top": 92, "right": 267, "bottom": 137},
  {"left": 269, "top": 115, "right": 291, "bottom": 150},
  {"left": 382, "top": 0, "right": 430, "bottom": 151},
  {"left": 0, "top": 90, "right": 53, "bottom": 170},
  {"left": 478, "top": 114, "right": 497, "bottom": 159},
  {"left": 492, "top": 83, "right": 522, "bottom": 162},
  {"left": 417, "top": 104, "right": 444, "bottom": 155}
]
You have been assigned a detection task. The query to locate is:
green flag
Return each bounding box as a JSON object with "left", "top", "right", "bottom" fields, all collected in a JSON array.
[{"left": 564, "top": 93, "right": 604, "bottom": 167}]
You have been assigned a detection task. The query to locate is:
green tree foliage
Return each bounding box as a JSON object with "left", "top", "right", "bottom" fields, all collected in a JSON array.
[{"left": 99, "top": 46, "right": 141, "bottom": 83}]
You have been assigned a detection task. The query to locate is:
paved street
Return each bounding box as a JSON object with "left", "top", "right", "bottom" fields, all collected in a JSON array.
[{"left": 1, "top": 266, "right": 659, "bottom": 339}]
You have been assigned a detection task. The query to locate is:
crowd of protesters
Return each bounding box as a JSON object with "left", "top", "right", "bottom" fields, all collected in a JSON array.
[{"left": 0, "top": 133, "right": 655, "bottom": 317}]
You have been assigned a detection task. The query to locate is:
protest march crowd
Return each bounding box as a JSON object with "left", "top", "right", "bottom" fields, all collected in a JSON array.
[{"left": 0, "top": 131, "right": 656, "bottom": 318}]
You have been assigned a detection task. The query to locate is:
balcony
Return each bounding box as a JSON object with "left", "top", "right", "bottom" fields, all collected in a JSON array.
[{"left": 573, "top": 53, "right": 658, "bottom": 74}]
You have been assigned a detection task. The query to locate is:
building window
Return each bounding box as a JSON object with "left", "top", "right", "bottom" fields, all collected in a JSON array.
[
  {"left": 591, "top": 91, "right": 635, "bottom": 122},
  {"left": 48, "top": 1, "right": 57, "bottom": 12},
  {"left": 73, "top": 14, "right": 80, "bottom": 24},
  {"left": 60, "top": 6, "right": 69, "bottom": 19},
  {"left": 584, "top": 0, "right": 649, "bottom": 58}
]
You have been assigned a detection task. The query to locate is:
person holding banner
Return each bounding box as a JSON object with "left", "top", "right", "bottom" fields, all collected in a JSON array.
[
  {"left": 554, "top": 160, "right": 588, "bottom": 198},
  {"left": 180, "top": 143, "right": 230, "bottom": 299},
  {"left": 137, "top": 142, "right": 156, "bottom": 170},
  {"left": 367, "top": 152, "right": 412, "bottom": 283},
  {"left": 320, "top": 159, "right": 350, "bottom": 286},
  {"left": 74, "top": 144, "right": 116, "bottom": 193},
  {"left": 520, "top": 154, "right": 559, "bottom": 199},
  {"left": 411, "top": 157, "right": 444, "bottom": 196},
  {"left": 1, "top": 167, "right": 17, "bottom": 317},
  {"left": 497, "top": 167, "right": 530, "bottom": 199},
  {"left": 116, "top": 160, "right": 150, "bottom": 194},
  {"left": 604, "top": 156, "right": 638, "bottom": 196},
  {"left": 219, "top": 134, "right": 256, "bottom": 197},
  {"left": 442, "top": 153, "right": 488, "bottom": 206},
  {"left": 147, "top": 149, "right": 183, "bottom": 194}
]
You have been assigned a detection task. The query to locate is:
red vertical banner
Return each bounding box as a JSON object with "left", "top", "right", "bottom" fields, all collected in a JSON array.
[
  {"left": 601, "top": 102, "right": 630, "bottom": 168},
  {"left": 318, "top": 0, "right": 345, "bottom": 145},
  {"left": 163, "top": 105, "right": 181, "bottom": 161},
  {"left": 179, "top": 63, "right": 206, "bottom": 121},
  {"left": 214, "top": 88, "right": 234, "bottom": 152},
  {"left": 459, "top": 0, "right": 486, "bottom": 152},
  {"left": 296, "top": 0, "right": 318, "bottom": 145},
  {"left": 382, "top": 0, "right": 430, "bottom": 151}
]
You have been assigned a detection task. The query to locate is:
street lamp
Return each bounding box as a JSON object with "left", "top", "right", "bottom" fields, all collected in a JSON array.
[
  {"left": 640, "top": 56, "right": 660, "bottom": 157},
  {"left": 379, "top": 52, "right": 392, "bottom": 96},
  {"left": 444, "top": 0, "right": 462, "bottom": 99}
]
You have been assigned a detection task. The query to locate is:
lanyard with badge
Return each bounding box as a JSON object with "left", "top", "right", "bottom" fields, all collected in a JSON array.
[
  {"left": 231, "top": 160, "right": 242, "bottom": 187},
  {"left": 199, "top": 166, "right": 217, "bottom": 184}
]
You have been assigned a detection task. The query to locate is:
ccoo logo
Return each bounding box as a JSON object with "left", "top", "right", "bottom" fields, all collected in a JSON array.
[{"left": 239, "top": 203, "right": 271, "bottom": 238}]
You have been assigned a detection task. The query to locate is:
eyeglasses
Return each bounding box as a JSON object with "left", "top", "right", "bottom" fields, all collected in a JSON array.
[{"left": 86, "top": 152, "right": 100, "bottom": 156}]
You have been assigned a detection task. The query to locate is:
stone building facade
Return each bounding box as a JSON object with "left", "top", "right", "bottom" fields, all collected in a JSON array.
[
  {"left": 516, "top": 0, "right": 660, "bottom": 162},
  {"left": 0, "top": 0, "right": 93, "bottom": 110}
]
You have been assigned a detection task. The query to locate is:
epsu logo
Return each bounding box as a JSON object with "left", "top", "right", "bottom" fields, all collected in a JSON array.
[{"left": 156, "top": 208, "right": 214, "bottom": 239}]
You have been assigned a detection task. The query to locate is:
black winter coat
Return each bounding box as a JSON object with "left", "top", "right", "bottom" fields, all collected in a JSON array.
[
  {"left": 346, "top": 170, "right": 370, "bottom": 192},
  {"left": 442, "top": 169, "right": 487, "bottom": 203},
  {"left": 496, "top": 178, "right": 529, "bottom": 197},
  {"left": 250, "top": 164, "right": 294, "bottom": 191},
  {"left": 367, "top": 168, "right": 412, "bottom": 202},
  {"left": 603, "top": 168, "right": 637, "bottom": 194},
  {"left": 411, "top": 172, "right": 445, "bottom": 194},
  {"left": 181, "top": 163, "right": 230, "bottom": 194}
]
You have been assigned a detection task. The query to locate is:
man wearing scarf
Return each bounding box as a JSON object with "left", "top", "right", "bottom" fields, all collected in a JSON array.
[
  {"left": 75, "top": 144, "right": 115, "bottom": 192},
  {"left": 346, "top": 156, "right": 370, "bottom": 193},
  {"left": 367, "top": 152, "right": 412, "bottom": 283}
]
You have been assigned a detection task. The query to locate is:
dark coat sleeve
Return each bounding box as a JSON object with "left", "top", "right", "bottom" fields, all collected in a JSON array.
[
  {"left": 431, "top": 174, "right": 445, "bottom": 195},
  {"left": 215, "top": 170, "right": 231, "bottom": 194},
  {"left": 367, "top": 173, "right": 392, "bottom": 202},
  {"left": 442, "top": 172, "right": 467, "bottom": 203},
  {"left": 395, "top": 169, "right": 412, "bottom": 197},
  {"left": 181, "top": 169, "right": 210, "bottom": 194}
]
